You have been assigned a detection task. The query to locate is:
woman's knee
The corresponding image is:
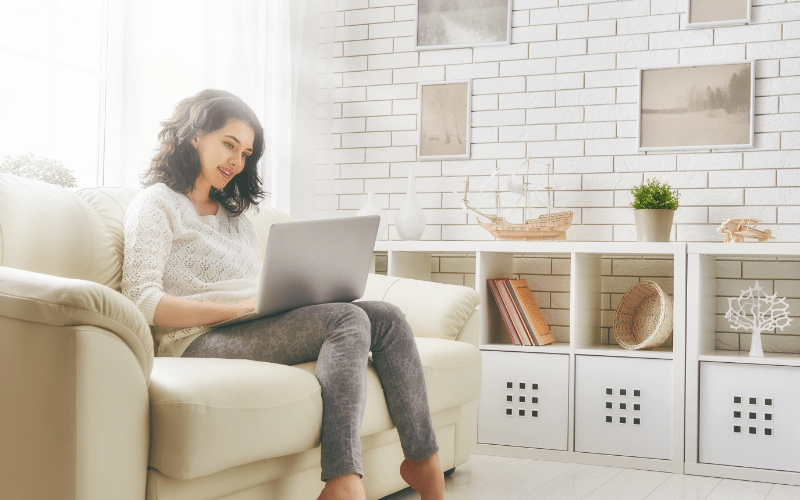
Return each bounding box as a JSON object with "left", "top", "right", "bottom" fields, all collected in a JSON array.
[
  {"left": 326, "top": 302, "right": 371, "bottom": 341},
  {"left": 364, "top": 301, "right": 414, "bottom": 342},
  {"left": 379, "top": 301, "right": 406, "bottom": 323},
  {"left": 341, "top": 302, "right": 371, "bottom": 325}
]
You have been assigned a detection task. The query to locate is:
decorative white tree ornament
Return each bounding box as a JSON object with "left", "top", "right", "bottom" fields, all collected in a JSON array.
[{"left": 725, "top": 281, "right": 793, "bottom": 357}]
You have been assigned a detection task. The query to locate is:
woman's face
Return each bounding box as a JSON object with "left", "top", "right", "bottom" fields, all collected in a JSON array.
[{"left": 191, "top": 119, "right": 255, "bottom": 191}]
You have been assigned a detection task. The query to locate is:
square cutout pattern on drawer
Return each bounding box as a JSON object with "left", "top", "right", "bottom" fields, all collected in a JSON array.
[
  {"left": 503, "top": 381, "right": 543, "bottom": 420},
  {"left": 731, "top": 395, "right": 775, "bottom": 437},
  {"left": 602, "top": 387, "right": 641, "bottom": 426}
]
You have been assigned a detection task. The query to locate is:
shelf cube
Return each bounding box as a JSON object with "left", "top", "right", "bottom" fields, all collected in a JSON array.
[
  {"left": 700, "top": 362, "right": 800, "bottom": 472},
  {"left": 478, "top": 351, "right": 569, "bottom": 451},
  {"left": 575, "top": 355, "right": 673, "bottom": 459}
]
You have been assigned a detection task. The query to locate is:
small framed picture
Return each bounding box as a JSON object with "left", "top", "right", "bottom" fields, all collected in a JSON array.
[
  {"left": 686, "top": 0, "right": 751, "bottom": 28},
  {"left": 418, "top": 80, "right": 472, "bottom": 161},
  {"left": 637, "top": 60, "right": 755, "bottom": 152},
  {"left": 415, "top": 0, "right": 512, "bottom": 51}
]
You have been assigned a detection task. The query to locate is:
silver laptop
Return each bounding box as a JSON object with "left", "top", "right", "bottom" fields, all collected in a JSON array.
[{"left": 210, "top": 215, "right": 380, "bottom": 328}]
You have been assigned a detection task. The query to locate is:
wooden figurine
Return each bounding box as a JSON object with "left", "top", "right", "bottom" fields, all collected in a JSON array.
[
  {"left": 717, "top": 218, "right": 776, "bottom": 243},
  {"left": 461, "top": 156, "right": 573, "bottom": 241}
]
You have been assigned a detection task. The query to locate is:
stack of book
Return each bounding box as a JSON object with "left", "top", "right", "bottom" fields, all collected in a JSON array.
[{"left": 488, "top": 278, "right": 555, "bottom": 346}]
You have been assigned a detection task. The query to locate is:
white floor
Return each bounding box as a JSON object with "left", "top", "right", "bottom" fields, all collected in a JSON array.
[{"left": 381, "top": 454, "right": 800, "bottom": 500}]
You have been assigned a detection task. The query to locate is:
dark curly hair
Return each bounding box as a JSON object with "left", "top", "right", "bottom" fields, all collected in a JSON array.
[{"left": 142, "top": 89, "right": 266, "bottom": 216}]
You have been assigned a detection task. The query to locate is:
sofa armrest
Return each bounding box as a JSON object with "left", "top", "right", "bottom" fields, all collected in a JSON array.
[
  {"left": 361, "top": 273, "right": 480, "bottom": 342},
  {"left": 454, "top": 307, "right": 479, "bottom": 347},
  {"left": 0, "top": 266, "right": 154, "bottom": 384}
]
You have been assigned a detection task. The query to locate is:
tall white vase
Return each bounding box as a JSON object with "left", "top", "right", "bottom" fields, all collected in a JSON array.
[
  {"left": 750, "top": 327, "right": 764, "bottom": 357},
  {"left": 357, "top": 191, "right": 388, "bottom": 241},
  {"left": 395, "top": 165, "right": 426, "bottom": 240}
]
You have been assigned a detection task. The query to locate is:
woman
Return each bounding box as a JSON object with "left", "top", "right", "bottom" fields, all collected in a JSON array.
[{"left": 121, "top": 89, "right": 445, "bottom": 500}]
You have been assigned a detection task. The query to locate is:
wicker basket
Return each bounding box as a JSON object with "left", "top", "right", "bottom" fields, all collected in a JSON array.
[{"left": 613, "top": 280, "right": 673, "bottom": 350}]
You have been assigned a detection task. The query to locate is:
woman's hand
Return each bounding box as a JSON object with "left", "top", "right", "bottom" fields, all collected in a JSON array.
[{"left": 233, "top": 296, "right": 258, "bottom": 316}]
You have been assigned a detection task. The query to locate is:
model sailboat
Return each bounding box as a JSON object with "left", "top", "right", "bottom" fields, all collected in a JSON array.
[{"left": 461, "top": 157, "right": 573, "bottom": 241}]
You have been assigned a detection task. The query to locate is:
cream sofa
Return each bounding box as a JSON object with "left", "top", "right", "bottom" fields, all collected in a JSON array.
[{"left": 0, "top": 174, "right": 482, "bottom": 500}]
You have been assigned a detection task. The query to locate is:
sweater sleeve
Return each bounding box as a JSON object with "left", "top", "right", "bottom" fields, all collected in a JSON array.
[{"left": 121, "top": 188, "right": 174, "bottom": 325}]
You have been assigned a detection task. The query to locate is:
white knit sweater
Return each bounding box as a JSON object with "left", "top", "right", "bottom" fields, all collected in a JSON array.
[{"left": 121, "top": 183, "right": 262, "bottom": 357}]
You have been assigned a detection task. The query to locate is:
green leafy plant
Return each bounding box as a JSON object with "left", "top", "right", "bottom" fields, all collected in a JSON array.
[
  {"left": 630, "top": 178, "right": 680, "bottom": 210},
  {"left": 0, "top": 153, "right": 77, "bottom": 188}
]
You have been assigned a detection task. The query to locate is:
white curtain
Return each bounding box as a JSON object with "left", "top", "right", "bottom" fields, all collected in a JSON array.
[
  {"left": 0, "top": 0, "right": 107, "bottom": 188},
  {"left": 106, "top": 0, "right": 337, "bottom": 219}
]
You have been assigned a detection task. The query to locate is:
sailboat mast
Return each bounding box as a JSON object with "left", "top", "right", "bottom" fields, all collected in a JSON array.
[
  {"left": 495, "top": 164, "right": 500, "bottom": 218},
  {"left": 523, "top": 157, "right": 529, "bottom": 224},
  {"left": 547, "top": 162, "right": 552, "bottom": 217}
]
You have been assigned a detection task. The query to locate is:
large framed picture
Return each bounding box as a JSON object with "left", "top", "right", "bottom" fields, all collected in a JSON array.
[
  {"left": 414, "top": 0, "right": 512, "bottom": 51},
  {"left": 686, "top": 0, "right": 751, "bottom": 28},
  {"left": 637, "top": 61, "right": 755, "bottom": 152},
  {"left": 418, "top": 80, "right": 472, "bottom": 161}
]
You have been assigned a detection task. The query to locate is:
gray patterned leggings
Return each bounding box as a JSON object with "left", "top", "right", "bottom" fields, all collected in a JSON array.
[{"left": 181, "top": 301, "right": 439, "bottom": 481}]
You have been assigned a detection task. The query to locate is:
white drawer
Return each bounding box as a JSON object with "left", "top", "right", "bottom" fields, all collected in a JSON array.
[
  {"left": 699, "top": 362, "right": 800, "bottom": 472},
  {"left": 575, "top": 355, "right": 673, "bottom": 459},
  {"left": 478, "top": 351, "right": 569, "bottom": 451}
]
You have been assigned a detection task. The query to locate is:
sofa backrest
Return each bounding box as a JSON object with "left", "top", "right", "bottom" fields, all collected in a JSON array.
[{"left": 0, "top": 174, "right": 294, "bottom": 291}]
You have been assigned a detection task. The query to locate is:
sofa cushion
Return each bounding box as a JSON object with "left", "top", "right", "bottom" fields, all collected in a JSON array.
[
  {"left": 148, "top": 358, "right": 323, "bottom": 481},
  {"left": 0, "top": 174, "right": 121, "bottom": 289},
  {"left": 73, "top": 186, "right": 140, "bottom": 290},
  {"left": 147, "top": 337, "right": 481, "bottom": 481}
]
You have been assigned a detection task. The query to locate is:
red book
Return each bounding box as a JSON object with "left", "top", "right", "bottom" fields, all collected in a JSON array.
[
  {"left": 492, "top": 279, "right": 534, "bottom": 346},
  {"left": 487, "top": 279, "right": 524, "bottom": 345}
]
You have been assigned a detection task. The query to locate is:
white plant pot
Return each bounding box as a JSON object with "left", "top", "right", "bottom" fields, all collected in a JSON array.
[
  {"left": 357, "top": 191, "right": 388, "bottom": 241},
  {"left": 395, "top": 165, "right": 426, "bottom": 240},
  {"left": 634, "top": 209, "right": 675, "bottom": 242}
]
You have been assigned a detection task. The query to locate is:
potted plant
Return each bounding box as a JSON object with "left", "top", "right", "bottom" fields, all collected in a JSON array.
[
  {"left": 630, "top": 178, "right": 680, "bottom": 242},
  {"left": 0, "top": 153, "right": 77, "bottom": 188}
]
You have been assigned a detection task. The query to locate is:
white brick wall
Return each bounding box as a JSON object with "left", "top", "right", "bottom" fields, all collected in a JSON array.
[{"left": 320, "top": 0, "right": 800, "bottom": 242}]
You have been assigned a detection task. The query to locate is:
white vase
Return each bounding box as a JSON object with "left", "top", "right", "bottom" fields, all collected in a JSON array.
[
  {"left": 749, "top": 327, "right": 764, "bottom": 357},
  {"left": 395, "top": 165, "right": 426, "bottom": 240},
  {"left": 357, "top": 191, "right": 387, "bottom": 241}
]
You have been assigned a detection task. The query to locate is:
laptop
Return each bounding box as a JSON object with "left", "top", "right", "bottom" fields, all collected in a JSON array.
[{"left": 210, "top": 215, "right": 380, "bottom": 328}]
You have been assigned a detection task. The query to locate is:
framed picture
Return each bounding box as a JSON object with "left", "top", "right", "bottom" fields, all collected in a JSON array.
[
  {"left": 686, "top": 0, "right": 751, "bottom": 28},
  {"left": 637, "top": 61, "right": 755, "bottom": 152},
  {"left": 418, "top": 80, "right": 472, "bottom": 161},
  {"left": 414, "top": 0, "right": 512, "bottom": 51}
]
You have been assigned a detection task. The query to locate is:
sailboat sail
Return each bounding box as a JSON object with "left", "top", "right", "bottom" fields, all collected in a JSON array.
[{"left": 462, "top": 157, "right": 574, "bottom": 241}]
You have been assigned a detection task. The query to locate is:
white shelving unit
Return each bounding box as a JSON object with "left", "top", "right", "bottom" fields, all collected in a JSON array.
[
  {"left": 374, "top": 241, "right": 687, "bottom": 473},
  {"left": 686, "top": 243, "right": 800, "bottom": 485}
]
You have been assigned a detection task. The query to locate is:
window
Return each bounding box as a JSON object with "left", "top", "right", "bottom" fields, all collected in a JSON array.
[
  {"left": 0, "top": 0, "right": 107, "bottom": 187},
  {"left": 2, "top": 0, "right": 333, "bottom": 210}
]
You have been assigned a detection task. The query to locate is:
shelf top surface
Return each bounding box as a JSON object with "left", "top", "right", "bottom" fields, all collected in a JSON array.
[
  {"left": 480, "top": 342, "right": 570, "bottom": 354},
  {"left": 374, "top": 241, "right": 686, "bottom": 255},
  {"left": 576, "top": 345, "right": 674, "bottom": 359},
  {"left": 479, "top": 343, "right": 674, "bottom": 359},
  {"left": 699, "top": 350, "right": 800, "bottom": 367},
  {"left": 688, "top": 242, "right": 800, "bottom": 256}
]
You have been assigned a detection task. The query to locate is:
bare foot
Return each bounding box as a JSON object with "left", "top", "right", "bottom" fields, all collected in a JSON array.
[
  {"left": 400, "top": 452, "right": 445, "bottom": 500},
  {"left": 317, "top": 473, "right": 366, "bottom": 500}
]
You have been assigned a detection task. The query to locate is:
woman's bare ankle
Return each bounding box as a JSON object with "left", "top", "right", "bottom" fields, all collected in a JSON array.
[
  {"left": 317, "top": 473, "right": 366, "bottom": 500},
  {"left": 400, "top": 452, "right": 445, "bottom": 500}
]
